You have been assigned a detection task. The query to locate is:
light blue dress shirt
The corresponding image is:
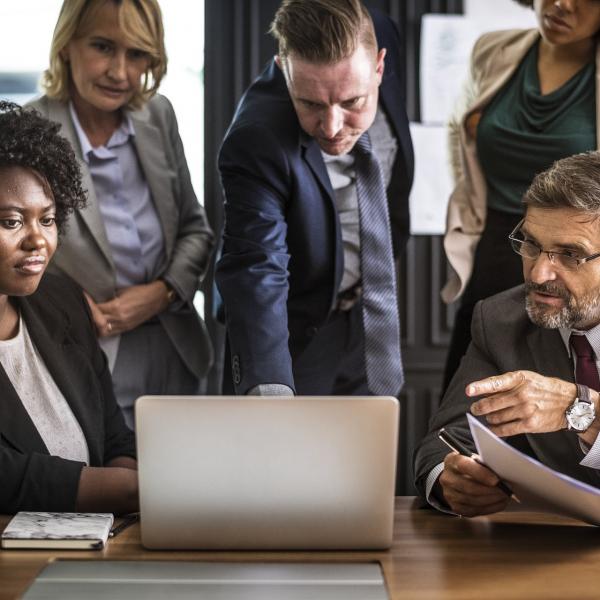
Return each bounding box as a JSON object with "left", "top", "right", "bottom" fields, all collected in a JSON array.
[{"left": 69, "top": 103, "right": 165, "bottom": 289}]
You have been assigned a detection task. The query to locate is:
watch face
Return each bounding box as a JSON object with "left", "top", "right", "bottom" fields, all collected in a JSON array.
[{"left": 568, "top": 402, "right": 595, "bottom": 431}]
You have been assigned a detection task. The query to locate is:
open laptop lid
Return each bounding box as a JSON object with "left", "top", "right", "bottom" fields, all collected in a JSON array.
[{"left": 136, "top": 396, "right": 399, "bottom": 550}]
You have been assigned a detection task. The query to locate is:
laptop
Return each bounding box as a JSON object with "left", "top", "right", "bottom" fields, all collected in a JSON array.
[{"left": 136, "top": 395, "right": 399, "bottom": 550}]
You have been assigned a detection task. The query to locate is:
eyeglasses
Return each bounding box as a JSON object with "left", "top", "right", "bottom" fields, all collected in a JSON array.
[{"left": 508, "top": 219, "right": 600, "bottom": 272}]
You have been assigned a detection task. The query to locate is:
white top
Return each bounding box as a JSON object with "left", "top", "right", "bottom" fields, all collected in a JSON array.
[{"left": 0, "top": 315, "right": 89, "bottom": 464}]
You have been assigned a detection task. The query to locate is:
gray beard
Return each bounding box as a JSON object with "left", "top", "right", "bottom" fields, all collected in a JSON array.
[{"left": 525, "top": 281, "right": 600, "bottom": 330}]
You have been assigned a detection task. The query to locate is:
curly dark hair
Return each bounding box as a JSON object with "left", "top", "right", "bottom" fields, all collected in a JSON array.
[
  {"left": 513, "top": 0, "right": 533, "bottom": 6},
  {"left": 0, "top": 100, "right": 86, "bottom": 233}
]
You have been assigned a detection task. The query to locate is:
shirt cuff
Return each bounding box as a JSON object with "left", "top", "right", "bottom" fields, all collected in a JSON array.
[
  {"left": 160, "top": 275, "right": 186, "bottom": 310},
  {"left": 580, "top": 431, "right": 600, "bottom": 468},
  {"left": 425, "top": 462, "right": 457, "bottom": 515},
  {"left": 247, "top": 383, "right": 294, "bottom": 396}
]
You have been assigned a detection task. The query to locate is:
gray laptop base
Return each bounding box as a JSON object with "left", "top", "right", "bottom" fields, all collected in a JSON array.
[{"left": 22, "top": 560, "right": 390, "bottom": 600}]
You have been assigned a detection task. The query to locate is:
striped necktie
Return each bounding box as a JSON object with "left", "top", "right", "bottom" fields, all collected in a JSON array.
[{"left": 353, "top": 132, "right": 404, "bottom": 396}]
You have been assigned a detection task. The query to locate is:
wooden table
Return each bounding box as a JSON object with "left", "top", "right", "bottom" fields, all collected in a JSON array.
[{"left": 1, "top": 497, "right": 599, "bottom": 599}]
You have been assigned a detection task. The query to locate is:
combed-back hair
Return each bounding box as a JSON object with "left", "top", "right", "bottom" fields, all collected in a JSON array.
[
  {"left": 0, "top": 101, "right": 86, "bottom": 233},
  {"left": 523, "top": 151, "right": 600, "bottom": 216},
  {"left": 270, "top": 0, "right": 377, "bottom": 64},
  {"left": 43, "top": 0, "right": 167, "bottom": 110}
]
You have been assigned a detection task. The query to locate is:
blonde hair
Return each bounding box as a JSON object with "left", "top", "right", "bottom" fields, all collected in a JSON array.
[{"left": 42, "top": 0, "right": 167, "bottom": 110}]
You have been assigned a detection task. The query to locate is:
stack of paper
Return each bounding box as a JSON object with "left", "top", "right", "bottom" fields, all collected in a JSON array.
[{"left": 468, "top": 414, "right": 600, "bottom": 526}]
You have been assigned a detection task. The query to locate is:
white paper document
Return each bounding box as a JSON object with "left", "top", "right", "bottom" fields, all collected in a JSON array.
[
  {"left": 465, "top": 0, "right": 537, "bottom": 21},
  {"left": 420, "top": 12, "right": 537, "bottom": 125},
  {"left": 408, "top": 123, "right": 452, "bottom": 235},
  {"left": 420, "top": 15, "right": 481, "bottom": 125},
  {"left": 468, "top": 414, "right": 600, "bottom": 526}
]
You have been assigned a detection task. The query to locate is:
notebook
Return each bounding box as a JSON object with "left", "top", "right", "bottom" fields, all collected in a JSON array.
[
  {"left": 1, "top": 512, "right": 114, "bottom": 550},
  {"left": 136, "top": 395, "right": 399, "bottom": 550}
]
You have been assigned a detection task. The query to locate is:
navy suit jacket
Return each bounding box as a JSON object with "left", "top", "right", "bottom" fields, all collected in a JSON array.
[{"left": 216, "top": 11, "right": 414, "bottom": 394}]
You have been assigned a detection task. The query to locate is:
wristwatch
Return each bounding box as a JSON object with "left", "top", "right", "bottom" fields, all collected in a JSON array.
[{"left": 565, "top": 384, "right": 596, "bottom": 432}]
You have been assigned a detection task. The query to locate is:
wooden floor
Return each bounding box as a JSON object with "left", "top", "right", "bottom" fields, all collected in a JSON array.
[{"left": 1, "top": 497, "right": 598, "bottom": 599}]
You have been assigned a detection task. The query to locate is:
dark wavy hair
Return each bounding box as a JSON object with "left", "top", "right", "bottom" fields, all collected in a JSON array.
[
  {"left": 514, "top": 0, "right": 533, "bottom": 6},
  {"left": 0, "top": 101, "right": 86, "bottom": 233}
]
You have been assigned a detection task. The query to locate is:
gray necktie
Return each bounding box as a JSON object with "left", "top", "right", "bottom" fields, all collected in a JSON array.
[{"left": 354, "top": 132, "right": 404, "bottom": 396}]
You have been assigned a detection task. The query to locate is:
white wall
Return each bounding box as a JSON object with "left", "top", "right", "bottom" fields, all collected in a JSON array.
[
  {"left": 0, "top": 0, "right": 205, "bottom": 199},
  {"left": 465, "top": 0, "right": 536, "bottom": 23}
]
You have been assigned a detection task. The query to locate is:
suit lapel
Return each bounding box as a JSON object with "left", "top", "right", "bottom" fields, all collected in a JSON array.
[
  {"left": 0, "top": 361, "right": 48, "bottom": 455},
  {"left": 300, "top": 133, "right": 335, "bottom": 205},
  {"left": 379, "top": 70, "right": 413, "bottom": 173},
  {"left": 130, "top": 107, "right": 178, "bottom": 266},
  {"left": 47, "top": 100, "right": 114, "bottom": 270},
  {"left": 300, "top": 134, "right": 344, "bottom": 300},
  {"left": 526, "top": 326, "right": 572, "bottom": 381},
  {"left": 16, "top": 296, "right": 102, "bottom": 464}
]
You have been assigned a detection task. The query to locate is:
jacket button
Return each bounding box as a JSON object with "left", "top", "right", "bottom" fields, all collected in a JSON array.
[{"left": 232, "top": 354, "right": 241, "bottom": 385}]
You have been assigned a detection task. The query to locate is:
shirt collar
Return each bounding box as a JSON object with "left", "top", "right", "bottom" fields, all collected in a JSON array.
[
  {"left": 559, "top": 323, "right": 600, "bottom": 360},
  {"left": 320, "top": 106, "right": 389, "bottom": 167},
  {"left": 68, "top": 102, "right": 135, "bottom": 163}
]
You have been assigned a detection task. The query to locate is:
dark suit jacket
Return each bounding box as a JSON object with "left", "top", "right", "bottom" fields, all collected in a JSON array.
[
  {"left": 414, "top": 285, "right": 600, "bottom": 500},
  {"left": 0, "top": 274, "right": 136, "bottom": 514},
  {"left": 216, "top": 10, "right": 414, "bottom": 394}
]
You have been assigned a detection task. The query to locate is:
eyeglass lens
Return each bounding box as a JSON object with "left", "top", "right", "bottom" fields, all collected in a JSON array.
[{"left": 510, "top": 239, "right": 579, "bottom": 271}]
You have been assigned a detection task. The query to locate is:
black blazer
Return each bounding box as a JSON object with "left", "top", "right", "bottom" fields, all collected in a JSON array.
[
  {"left": 414, "top": 285, "right": 600, "bottom": 500},
  {"left": 0, "top": 273, "right": 135, "bottom": 513},
  {"left": 217, "top": 9, "right": 414, "bottom": 394}
]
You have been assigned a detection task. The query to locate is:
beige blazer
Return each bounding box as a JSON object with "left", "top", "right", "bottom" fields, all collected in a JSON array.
[
  {"left": 442, "top": 28, "right": 600, "bottom": 304},
  {"left": 27, "top": 94, "right": 215, "bottom": 378}
]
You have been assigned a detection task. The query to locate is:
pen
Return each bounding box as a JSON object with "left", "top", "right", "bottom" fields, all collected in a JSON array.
[
  {"left": 109, "top": 513, "right": 140, "bottom": 538},
  {"left": 438, "top": 428, "right": 520, "bottom": 503}
]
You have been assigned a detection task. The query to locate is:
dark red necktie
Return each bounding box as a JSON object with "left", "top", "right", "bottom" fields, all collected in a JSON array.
[{"left": 569, "top": 334, "right": 600, "bottom": 391}]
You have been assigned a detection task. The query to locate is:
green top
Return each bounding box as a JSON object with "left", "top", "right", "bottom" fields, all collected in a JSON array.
[{"left": 477, "top": 39, "right": 596, "bottom": 215}]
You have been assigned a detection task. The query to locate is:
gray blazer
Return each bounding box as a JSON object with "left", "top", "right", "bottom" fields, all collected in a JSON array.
[
  {"left": 27, "top": 94, "right": 215, "bottom": 378},
  {"left": 414, "top": 285, "right": 600, "bottom": 498}
]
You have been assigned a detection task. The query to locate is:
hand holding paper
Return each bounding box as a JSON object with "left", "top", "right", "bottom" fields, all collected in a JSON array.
[
  {"left": 468, "top": 414, "right": 600, "bottom": 525},
  {"left": 438, "top": 451, "right": 511, "bottom": 518}
]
